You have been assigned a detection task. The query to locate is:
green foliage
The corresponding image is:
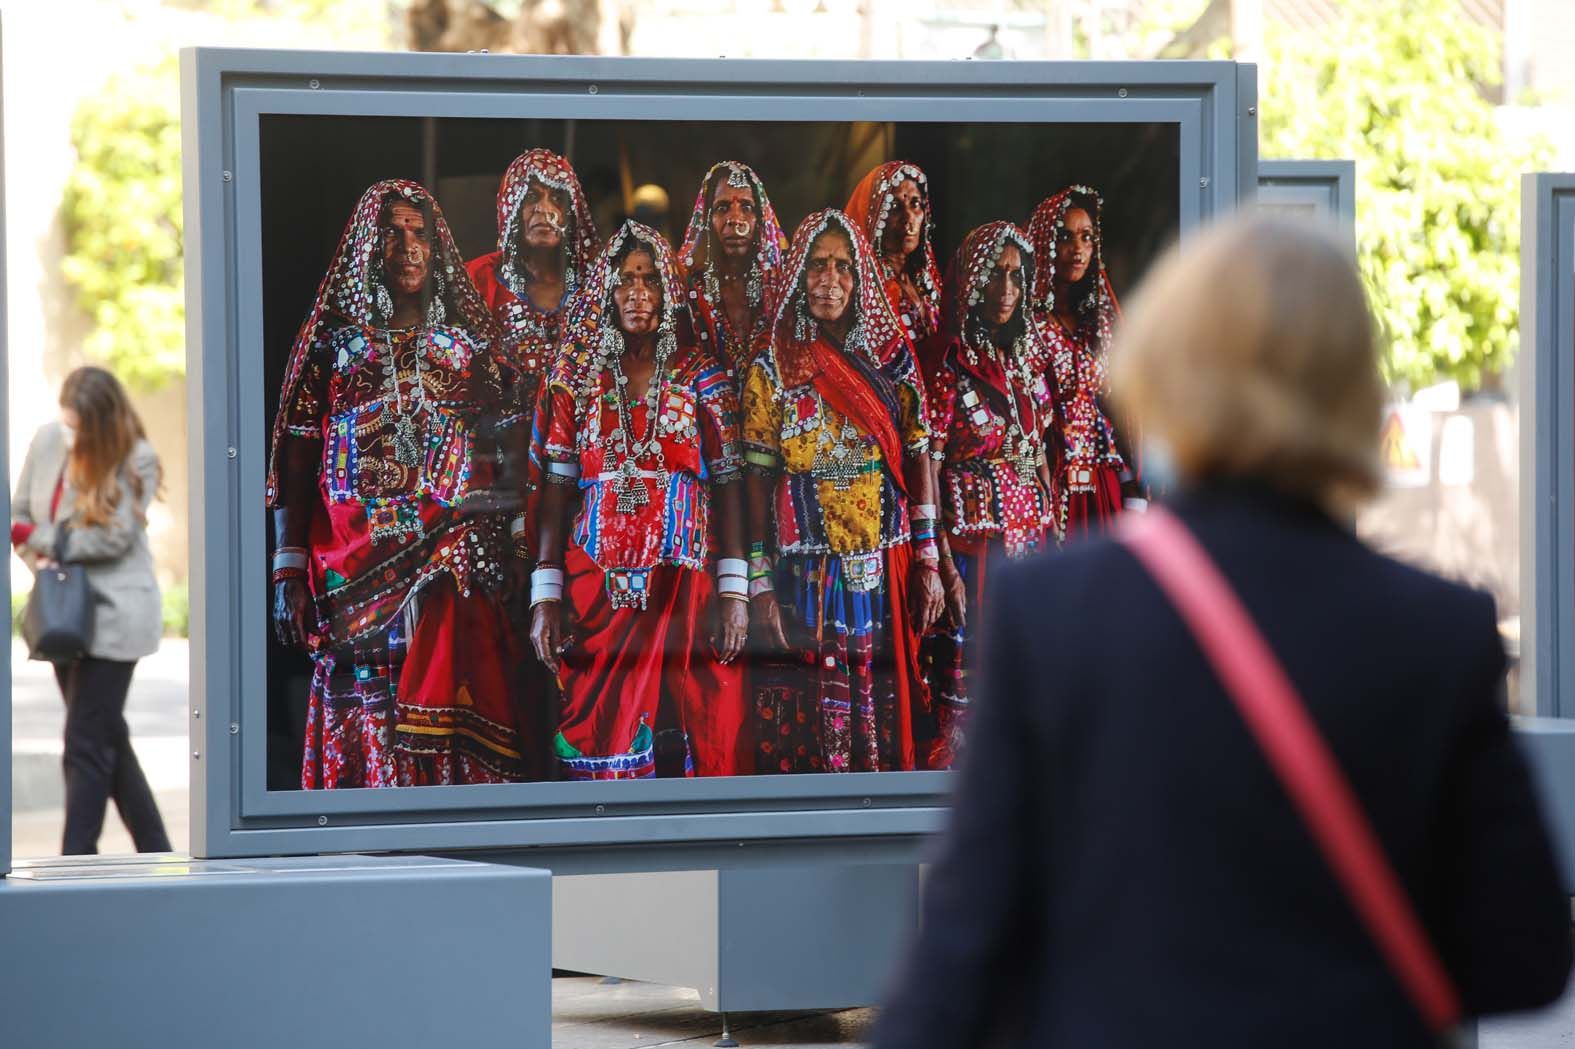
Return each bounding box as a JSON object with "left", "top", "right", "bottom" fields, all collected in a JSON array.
[
  {"left": 1260, "top": 0, "right": 1550, "bottom": 391},
  {"left": 162, "top": 581, "right": 190, "bottom": 639},
  {"left": 59, "top": 58, "right": 185, "bottom": 391}
]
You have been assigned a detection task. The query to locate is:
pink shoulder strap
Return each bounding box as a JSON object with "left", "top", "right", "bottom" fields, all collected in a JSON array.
[{"left": 1117, "top": 507, "right": 1462, "bottom": 1034}]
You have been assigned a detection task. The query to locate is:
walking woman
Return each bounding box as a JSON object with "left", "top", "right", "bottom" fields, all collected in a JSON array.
[{"left": 11, "top": 366, "right": 172, "bottom": 855}]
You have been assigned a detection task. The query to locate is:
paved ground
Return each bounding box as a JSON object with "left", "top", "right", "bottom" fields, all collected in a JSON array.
[{"left": 7, "top": 637, "right": 1575, "bottom": 1046}]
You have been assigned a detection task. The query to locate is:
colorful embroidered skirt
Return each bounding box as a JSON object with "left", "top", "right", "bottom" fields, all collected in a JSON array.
[
  {"left": 751, "top": 543, "right": 923, "bottom": 773},
  {"left": 555, "top": 544, "right": 750, "bottom": 780},
  {"left": 302, "top": 573, "right": 527, "bottom": 788},
  {"left": 919, "top": 535, "right": 1016, "bottom": 770}
]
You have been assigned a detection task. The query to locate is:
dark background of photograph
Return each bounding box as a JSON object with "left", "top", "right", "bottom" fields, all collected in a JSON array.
[{"left": 259, "top": 114, "right": 1180, "bottom": 789}]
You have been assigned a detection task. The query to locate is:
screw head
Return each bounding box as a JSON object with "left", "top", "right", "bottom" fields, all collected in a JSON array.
[
  {"left": 1200, "top": 176, "right": 1210, "bottom": 188},
  {"left": 309, "top": 78, "right": 321, "bottom": 90},
  {"left": 227, "top": 447, "right": 238, "bottom": 459},
  {"left": 318, "top": 815, "right": 329, "bottom": 826},
  {"left": 862, "top": 797, "right": 872, "bottom": 808},
  {"left": 588, "top": 84, "right": 598, "bottom": 95},
  {"left": 222, "top": 171, "right": 232, "bottom": 183},
  {"left": 192, "top": 751, "right": 201, "bottom": 759},
  {"left": 1118, "top": 87, "right": 1128, "bottom": 98},
  {"left": 1248, "top": 106, "right": 1257, "bottom": 116},
  {"left": 594, "top": 804, "right": 605, "bottom": 815},
  {"left": 192, "top": 709, "right": 201, "bottom": 718},
  {"left": 229, "top": 723, "right": 239, "bottom": 735}
]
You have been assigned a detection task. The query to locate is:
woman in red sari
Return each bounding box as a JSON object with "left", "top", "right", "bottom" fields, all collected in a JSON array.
[
  {"left": 530, "top": 222, "right": 752, "bottom": 779},
  {"left": 845, "top": 161, "right": 944, "bottom": 349},
  {"left": 919, "top": 221, "right": 1056, "bottom": 768},
  {"left": 466, "top": 148, "right": 601, "bottom": 558},
  {"left": 741, "top": 209, "right": 944, "bottom": 774},
  {"left": 1026, "top": 185, "right": 1140, "bottom": 539},
  {"left": 677, "top": 160, "right": 788, "bottom": 381},
  {"left": 269, "top": 179, "right": 528, "bottom": 788}
]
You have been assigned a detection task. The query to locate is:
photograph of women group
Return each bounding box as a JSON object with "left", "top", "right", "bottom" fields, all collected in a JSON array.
[{"left": 260, "top": 116, "right": 1180, "bottom": 789}]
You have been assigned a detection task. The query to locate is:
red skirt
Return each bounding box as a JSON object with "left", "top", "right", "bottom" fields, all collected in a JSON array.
[
  {"left": 555, "top": 544, "right": 750, "bottom": 779},
  {"left": 1063, "top": 464, "right": 1124, "bottom": 540},
  {"left": 302, "top": 573, "right": 526, "bottom": 788}
]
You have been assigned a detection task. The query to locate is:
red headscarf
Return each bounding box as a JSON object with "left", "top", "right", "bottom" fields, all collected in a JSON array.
[
  {"left": 677, "top": 160, "right": 787, "bottom": 280},
  {"left": 1025, "top": 185, "right": 1121, "bottom": 344},
  {"left": 765, "top": 209, "right": 914, "bottom": 495},
  {"left": 489, "top": 148, "right": 601, "bottom": 301},
  {"left": 549, "top": 220, "right": 688, "bottom": 398},
  {"left": 929, "top": 220, "right": 1045, "bottom": 405},
  {"left": 268, "top": 178, "right": 498, "bottom": 503},
  {"left": 844, "top": 160, "right": 943, "bottom": 324}
]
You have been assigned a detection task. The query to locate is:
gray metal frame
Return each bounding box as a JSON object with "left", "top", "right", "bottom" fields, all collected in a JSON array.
[
  {"left": 183, "top": 48, "right": 1258, "bottom": 860},
  {"left": 0, "top": 15, "right": 11, "bottom": 877},
  {"left": 1257, "top": 159, "right": 1356, "bottom": 251},
  {"left": 1521, "top": 173, "right": 1575, "bottom": 717}
]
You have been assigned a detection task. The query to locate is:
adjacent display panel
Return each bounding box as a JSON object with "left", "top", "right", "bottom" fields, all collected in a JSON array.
[
  {"left": 1520, "top": 173, "right": 1575, "bottom": 718},
  {"left": 183, "top": 49, "right": 1258, "bottom": 859},
  {"left": 1257, "top": 159, "right": 1355, "bottom": 251}
]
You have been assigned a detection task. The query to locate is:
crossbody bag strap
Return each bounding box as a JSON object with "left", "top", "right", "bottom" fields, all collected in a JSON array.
[{"left": 1116, "top": 506, "right": 1463, "bottom": 1036}]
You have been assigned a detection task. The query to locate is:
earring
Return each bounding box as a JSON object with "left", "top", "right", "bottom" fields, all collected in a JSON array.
[
  {"left": 375, "top": 283, "right": 395, "bottom": 323},
  {"left": 794, "top": 296, "right": 811, "bottom": 342},
  {"left": 600, "top": 322, "right": 624, "bottom": 365},
  {"left": 746, "top": 257, "right": 763, "bottom": 308}
]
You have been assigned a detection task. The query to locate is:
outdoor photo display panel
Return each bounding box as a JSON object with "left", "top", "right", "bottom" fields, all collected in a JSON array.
[{"left": 261, "top": 113, "right": 1180, "bottom": 791}]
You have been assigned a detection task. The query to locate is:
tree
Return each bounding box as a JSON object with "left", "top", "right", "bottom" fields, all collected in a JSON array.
[
  {"left": 1259, "top": 0, "right": 1548, "bottom": 391},
  {"left": 407, "top": 0, "right": 620, "bottom": 56},
  {"left": 59, "top": 58, "right": 186, "bottom": 391}
]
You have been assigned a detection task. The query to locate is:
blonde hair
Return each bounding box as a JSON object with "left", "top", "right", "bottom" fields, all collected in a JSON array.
[
  {"left": 1110, "top": 214, "right": 1384, "bottom": 514},
  {"left": 59, "top": 366, "right": 158, "bottom": 527}
]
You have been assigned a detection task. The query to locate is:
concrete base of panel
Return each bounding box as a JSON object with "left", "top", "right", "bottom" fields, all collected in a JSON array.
[
  {"left": 0, "top": 853, "right": 551, "bottom": 1049},
  {"left": 554, "top": 862, "right": 920, "bottom": 1013}
]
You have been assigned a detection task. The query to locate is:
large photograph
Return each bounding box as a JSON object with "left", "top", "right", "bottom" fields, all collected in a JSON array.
[{"left": 261, "top": 115, "right": 1179, "bottom": 790}]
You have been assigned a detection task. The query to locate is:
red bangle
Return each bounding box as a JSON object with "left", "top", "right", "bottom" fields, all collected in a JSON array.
[{"left": 271, "top": 566, "right": 307, "bottom": 585}]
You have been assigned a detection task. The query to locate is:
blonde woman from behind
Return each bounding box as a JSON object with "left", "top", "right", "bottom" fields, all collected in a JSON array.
[{"left": 873, "top": 216, "right": 1571, "bottom": 1049}]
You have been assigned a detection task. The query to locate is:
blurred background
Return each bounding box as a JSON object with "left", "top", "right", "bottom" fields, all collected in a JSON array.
[{"left": 7, "top": 0, "right": 1575, "bottom": 852}]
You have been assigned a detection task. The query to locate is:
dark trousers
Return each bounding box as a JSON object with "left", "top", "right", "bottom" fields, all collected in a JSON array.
[{"left": 53, "top": 657, "right": 172, "bottom": 855}]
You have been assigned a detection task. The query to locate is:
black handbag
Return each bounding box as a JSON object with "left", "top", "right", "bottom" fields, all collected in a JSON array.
[{"left": 21, "top": 525, "right": 95, "bottom": 663}]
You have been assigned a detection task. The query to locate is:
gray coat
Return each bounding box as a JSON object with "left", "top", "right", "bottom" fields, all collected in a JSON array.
[{"left": 12, "top": 421, "right": 163, "bottom": 662}]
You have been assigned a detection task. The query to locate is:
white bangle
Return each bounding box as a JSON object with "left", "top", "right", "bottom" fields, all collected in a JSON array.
[
  {"left": 547, "top": 460, "right": 581, "bottom": 479},
  {"left": 1124, "top": 498, "right": 1149, "bottom": 512},
  {"left": 748, "top": 576, "right": 775, "bottom": 598},
  {"left": 272, "top": 549, "right": 308, "bottom": 571},
  {"left": 716, "top": 557, "right": 747, "bottom": 580},
  {"left": 717, "top": 575, "right": 748, "bottom": 597},
  {"left": 909, "top": 504, "right": 937, "bottom": 522},
  {"left": 509, "top": 514, "right": 528, "bottom": 538},
  {"left": 530, "top": 567, "right": 563, "bottom": 605}
]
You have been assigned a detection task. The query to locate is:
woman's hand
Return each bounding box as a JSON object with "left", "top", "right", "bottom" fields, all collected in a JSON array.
[
  {"left": 272, "top": 579, "right": 314, "bottom": 649},
  {"left": 750, "top": 591, "right": 790, "bottom": 650},
  {"left": 530, "top": 600, "right": 564, "bottom": 674},
  {"left": 940, "top": 557, "right": 967, "bottom": 631},
  {"left": 911, "top": 563, "right": 945, "bottom": 635},
  {"left": 714, "top": 597, "right": 749, "bottom": 664}
]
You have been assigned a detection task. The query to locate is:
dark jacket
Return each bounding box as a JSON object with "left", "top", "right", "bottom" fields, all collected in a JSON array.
[{"left": 875, "top": 484, "right": 1571, "bottom": 1049}]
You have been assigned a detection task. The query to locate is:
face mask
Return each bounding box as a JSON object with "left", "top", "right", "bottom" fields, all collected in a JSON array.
[
  {"left": 1140, "top": 434, "right": 1178, "bottom": 496},
  {"left": 59, "top": 421, "right": 76, "bottom": 449}
]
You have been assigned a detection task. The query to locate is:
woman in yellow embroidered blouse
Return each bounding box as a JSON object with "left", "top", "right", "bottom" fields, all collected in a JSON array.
[{"left": 740, "top": 208, "right": 943, "bottom": 775}]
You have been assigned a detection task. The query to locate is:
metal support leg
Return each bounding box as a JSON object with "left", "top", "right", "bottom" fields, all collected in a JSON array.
[{"left": 715, "top": 1012, "right": 739, "bottom": 1048}]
